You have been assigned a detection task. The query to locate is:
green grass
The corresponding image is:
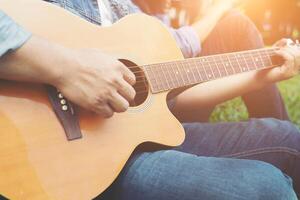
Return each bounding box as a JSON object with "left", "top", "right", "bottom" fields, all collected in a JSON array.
[{"left": 210, "top": 75, "right": 300, "bottom": 129}]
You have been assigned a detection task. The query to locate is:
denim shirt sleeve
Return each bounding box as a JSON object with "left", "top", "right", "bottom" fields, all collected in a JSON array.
[{"left": 0, "top": 11, "right": 31, "bottom": 57}]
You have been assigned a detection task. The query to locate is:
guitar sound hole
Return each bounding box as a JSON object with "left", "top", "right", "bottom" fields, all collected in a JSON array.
[{"left": 119, "top": 59, "right": 149, "bottom": 107}]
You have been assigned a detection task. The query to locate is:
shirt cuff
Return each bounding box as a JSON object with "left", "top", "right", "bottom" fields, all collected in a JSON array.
[
  {"left": 168, "top": 26, "right": 201, "bottom": 58},
  {"left": 0, "top": 11, "right": 32, "bottom": 57}
]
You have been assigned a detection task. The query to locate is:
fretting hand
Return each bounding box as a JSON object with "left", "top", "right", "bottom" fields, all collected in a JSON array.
[{"left": 257, "top": 39, "right": 300, "bottom": 83}]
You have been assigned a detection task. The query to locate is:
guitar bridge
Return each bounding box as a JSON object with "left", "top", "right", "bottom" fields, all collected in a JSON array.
[{"left": 46, "top": 85, "right": 82, "bottom": 141}]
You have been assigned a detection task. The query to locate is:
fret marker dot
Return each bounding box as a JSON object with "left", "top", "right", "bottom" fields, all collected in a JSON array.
[
  {"left": 255, "top": 58, "right": 259, "bottom": 61},
  {"left": 225, "top": 63, "right": 229, "bottom": 66},
  {"left": 176, "top": 71, "right": 179, "bottom": 74},
  {"left": 243, "top": 68, "right": 246, "bottom": 71},
  {"left": 208, "top": 74, "right": 212, "bottom": 78}
]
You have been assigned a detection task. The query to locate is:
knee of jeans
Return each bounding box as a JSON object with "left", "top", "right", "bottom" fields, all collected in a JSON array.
[
  {"left": 249, "top": 161, "right": 297, "bottom": 200},
  {"left": 218, "top": 9, "right": 264, "bottom": 50}
]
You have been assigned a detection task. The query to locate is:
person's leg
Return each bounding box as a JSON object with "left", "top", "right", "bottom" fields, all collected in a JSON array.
[
  {"left": 175, "top": 118, "right": 300, "bottom": 196},
  {"left": 173, "top": 10, "right": 289, "bottom": 122},
  {"left": 96, "top": 150, "right": 297, "bottom": 200}
]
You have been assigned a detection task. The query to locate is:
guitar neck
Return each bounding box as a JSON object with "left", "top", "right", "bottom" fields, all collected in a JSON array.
[{"left": 143, "top": 47, "right": 284, "bottom": 93}]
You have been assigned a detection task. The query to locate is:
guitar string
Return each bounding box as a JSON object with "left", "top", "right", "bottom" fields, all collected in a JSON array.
[
  {"left": 129, "top": 46, "right": 296, "bottom": 95},
  {"left": 133, "top": 63, "right": 282, "bottom": 95},
  {"left": 131, "top": 53, "right": 280, "bottom": 87},
  {"left": 128, "top": 49, "right": 279, "bottom": 75},
  {"left": 133, "top": 47, "right": 282, "bottom": 93},
  {"left": 131, "top": 52, "right": 279, "bottom": 86}
]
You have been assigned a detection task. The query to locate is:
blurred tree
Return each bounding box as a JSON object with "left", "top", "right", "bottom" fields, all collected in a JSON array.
[
  {"left": 244, "top": 0, "right": 300, "bottom": 45},
  {"left": 169, "top": 0, "right": 300, "bottom": 44}
]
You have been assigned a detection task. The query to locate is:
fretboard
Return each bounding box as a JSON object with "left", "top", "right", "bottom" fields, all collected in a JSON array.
[{"left": 143, "top": 47, "right": 283, "bottom": 93}]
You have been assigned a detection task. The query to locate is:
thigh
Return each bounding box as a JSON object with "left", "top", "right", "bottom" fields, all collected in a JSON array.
[
  {"left": 99, "top": 150, "right": 296, "bottom": 200},
  {"left": 176, "top": 118, "right": 300, "bottom": 195},
  {"left": 177, "top": 118, "right": 300, "bottom": 157}
]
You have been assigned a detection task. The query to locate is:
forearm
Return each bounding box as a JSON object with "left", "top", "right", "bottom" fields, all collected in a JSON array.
[
  {"left": 191, "top": 3, "right": 230, "bottom": 42},
  {"left": 174, "top": 70, "right": 270, "bottom": 110},
  {"left": 0, "top": 36, "right": 70, "bottom": 86}
]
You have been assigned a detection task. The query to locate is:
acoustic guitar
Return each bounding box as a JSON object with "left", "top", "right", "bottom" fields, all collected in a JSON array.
[{"left": 0, "top": 0, "right": 287, "bottom": 199}]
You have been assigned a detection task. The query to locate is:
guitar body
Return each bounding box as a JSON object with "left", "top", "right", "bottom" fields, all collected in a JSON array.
[{"left": 0, "top": 0, "right": 185, "bottom": 199}]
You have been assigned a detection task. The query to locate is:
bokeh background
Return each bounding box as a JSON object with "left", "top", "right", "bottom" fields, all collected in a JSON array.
[{"left": 170, "top": 0, "right": 300, "bottom": 127}]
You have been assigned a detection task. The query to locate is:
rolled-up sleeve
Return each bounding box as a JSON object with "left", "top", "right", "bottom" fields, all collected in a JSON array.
[
  {"left": 168, "top": 26, "right": 201, "bottom": 58},
  {"left": 0, "top": 11, "right": 31, "bottom": 57}
]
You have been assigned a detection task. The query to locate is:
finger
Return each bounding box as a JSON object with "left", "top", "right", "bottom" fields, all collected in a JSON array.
[
  {"left": 276, "top": 49, "right": 294, "bottom": 62},
  {"left": 275, "top": 49, "right": 294, "bottom": 71},
  {"left": 283, "top": 46, "right": 300, "bottom": 69},
  {"left": 116, "top": 79, "right": 136, "bottom": 102},
  {"left": 109, "top": 92, "right": 129, "bottom": 113},
  {"left": 94, "top": 104, "right": 114, "bottom": 118},
  {"left": 274, "top": 38, "right": 293, "bottom": 48},
  {"left": 119, "top": 64, "right": 136, "bottom": 85}
]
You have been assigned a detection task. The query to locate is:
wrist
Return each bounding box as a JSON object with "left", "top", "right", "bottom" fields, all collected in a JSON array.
[
  {"left": 253, "top": 69, "right": 275, "bottom": 87},
  {"left": 26, "top": 37, "right": 75, "bottom": 87}
]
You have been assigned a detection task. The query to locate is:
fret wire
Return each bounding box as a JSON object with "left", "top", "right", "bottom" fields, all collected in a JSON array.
[
  {"left": 178, "top": 61, "right": 188, "bottom": 84},
  {"left": 244, "top": 53, "right": 258, "bottom": 70},
  {"left": 145, "top": 66, "right": 159, "bottom": 92},
  {"left": 159, "top": 63, "right": 171, "bottom": 90},
  {"left": 261, "top": 50, "right": 273, "bottom": 66},
  {"left": 203, "top": 58, "right": 214, "bottom": 80},
  {"left": 158, "top": 64, "right": 168, "bottom": 91},
  {"left": 255, "top": 52, "right": 268, "bottom": 69},
  {"left": 234, "top": 53, "right": 246, "bottom": 72},
  {"left": 205, "top": 57, "right": 217, "bottom": 79},
  {"left": 165, "top": 63, "right": 179, "bottom": 89},
  {"left": 259, "top": 51, "right": 268, "bottom": 68},
  {"left": 164, "top": 64, "right": 176, "bottom": 89},
  {"left": 184, "top": 61, "right": 194, "bottom": 85},
  {"left": 212, "top": 56, "right": 223, "bottom": 77},
  {"left": 179, "top": 61, "right": 191, "bottom": 85},
  {"left": 234, "top": 54, "right": 245, "bottom": 72},
  {"left": 188, "top": 61, "right": 197, "bottom": 84},
  {"left": 241, "top": 52, "right": 252, "bottom": 71},
  {"left": 174, "top": 62, "right": 186, "bottom": 87},
  {"left": 193, "top": 59, "right": 204, "bottom": 82},
  {"left": 165, "top": 63, "right": 177, "bottom": 89},
  {"left": 252, "top": 51, "right": 265, "bottom": 69},
  {"left": 171, "top": 62, "right": 182, "bottom": 88},
  {"left": 219, "top": 55, "right": 235, "bottom": 75},
  {"left": 186, "top": 60, "right": 197, "bottom": 84},
  {"left": 189, "top": 61, "right": 198, "bottom": 84},
  {"left": 151, "top": 64, "right": 164, "bottom": 90},
  {"left": 198, "top": 59, "right": 209, "bottom": 81},
  {"left": 171, "top": 62, "right": 181, "bottom": 88},
  {"left": 250, "top": 54, "right": 259, "bottom": 69},
  {"left": 217, "top": 56, "right": 229, "bottom": 76},
  {"left": 228, "top": 54, "right": 242, "bottom": 73},
  {"left": 158, "top": 64, "right": 169, "bottom": 90},
  {"left": 200, "top": 58, "right": 211, "bottom": 80},
  {"left": 226, "top": 54, "right": 236, "bottom": 74}
]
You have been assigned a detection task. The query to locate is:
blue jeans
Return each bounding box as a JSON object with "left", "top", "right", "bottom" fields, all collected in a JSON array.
[{"left": 97, "top": 118, "right": 299, "bottom": 200}]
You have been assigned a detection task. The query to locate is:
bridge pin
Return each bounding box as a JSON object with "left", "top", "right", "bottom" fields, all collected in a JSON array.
[
  {"left": 62, "top": 105, "right": 68, "bottom": 111},
  {"left": 60, "top": 99, "right": 67, "bottom": 105},
  {"left": 58, "top": 93, "right": 64, "bottom": 99}
]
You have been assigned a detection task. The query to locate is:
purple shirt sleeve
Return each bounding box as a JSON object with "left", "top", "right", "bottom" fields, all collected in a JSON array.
[
  {"left": 167, "top": 26, "right": 201, "bottom": 58},
  {"left": 129, "top": 1, "right": 201, "bottom": 58},
  {"left": 153, "top": 14, "right": 201, "bottom": 58}
]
